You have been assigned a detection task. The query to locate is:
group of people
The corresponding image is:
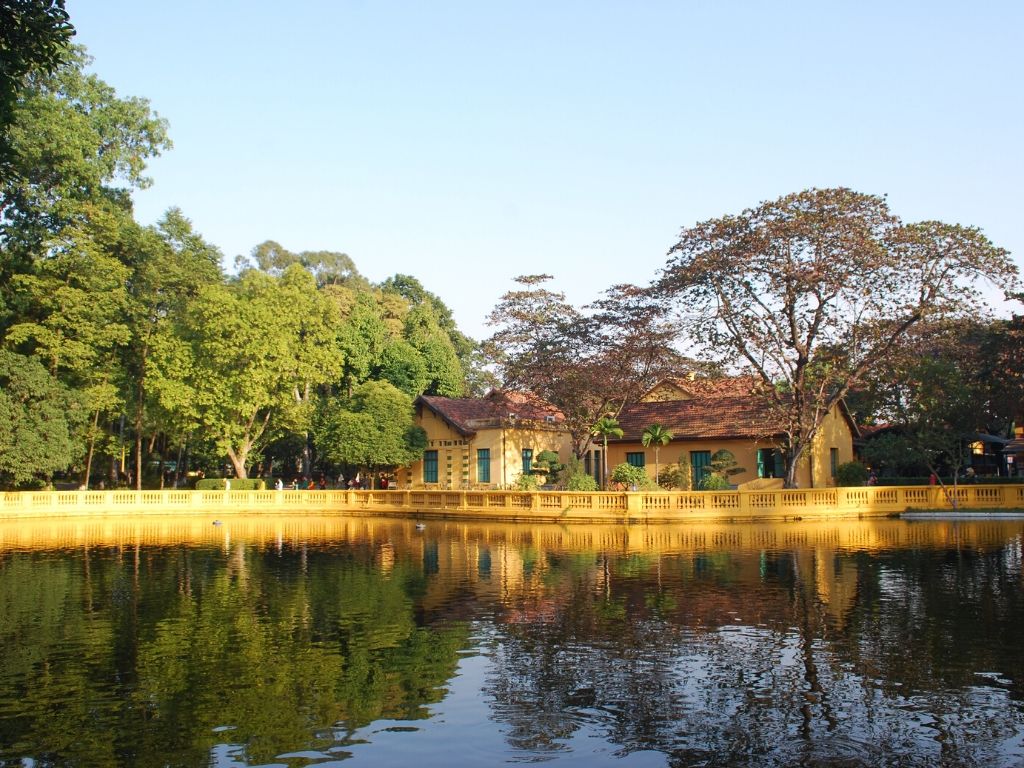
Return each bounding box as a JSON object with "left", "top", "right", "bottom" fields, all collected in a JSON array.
[
  {"left": 271, "top": 473, "right": 392, "bottom": 491},
  {"left": 273, "top": 476, "right": 323, "bottom": 491}
]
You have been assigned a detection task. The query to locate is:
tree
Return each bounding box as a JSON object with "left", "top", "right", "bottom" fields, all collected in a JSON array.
[
  {"left": 1, "top": 52, "right": 171, "bottom": 485},
  {"left": 315, "top": 380, "right": 427, "bottom": 485},
  {"left": 640, "top": 424, "right": 673, "bottom": 485},
  {"left": 376, "top": 338, "right": 429, "bottom": 397},
  {"left": 333, "top": 290, "right": 388, "bottom": 396},
  {"left": 237, "top": 240, "right": 369, "bottom": 290},
  {"left": 590, "top": 416, "right": 623, "bottom": 489},
  {"left": 181, "top": 266, "right": 340, "bottom": 478},
  {"left": 610, "top": 462, "right": 653, "bottom": 490},
  {"left": 123, "top": 209, "right": 222, "bottom": 488},
  {"left": 0, "top": 0, "right": 74, "bottom": 166},
  {"left": 486, "top": 275, "right": 683, "bottom": 458},
  {"left": 0, "top": 349, "right": 82, "bottom": 487},
  {"left": 403, "top": 303, "right": 464, "bottom": 396},
  {"left": 660, "top": 188, "right": 1018, "bottom": 487}
]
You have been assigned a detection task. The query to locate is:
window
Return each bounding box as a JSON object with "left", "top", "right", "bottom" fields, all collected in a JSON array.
[
  {"left": 830, "top": 448, "right": 838, "bottom": 478},
  {"left": 757, "top": 448, "right": 784, "bottom": 479},
  {"left": 424, "top": 450, "right": 438, "bottom": 483},
  {"left": 690, "top": 451, "right": 711, "bottom": 486},
  {"left": 477, "top": 448, "right": 491, "bottom": 483},
  {"left": 626, "top": 452, "right": 646, "bottom": 468},
  {"left": 522, "top": 448, "right": 533, "bottom": 474}
]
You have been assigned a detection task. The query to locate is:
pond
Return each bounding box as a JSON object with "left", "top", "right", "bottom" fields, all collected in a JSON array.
[{"left": 1, "top": 515, "right": 1023, "bottom": 767}]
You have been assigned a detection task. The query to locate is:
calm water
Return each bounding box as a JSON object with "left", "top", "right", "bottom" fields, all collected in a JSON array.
[{"left": 1, "top": 515, "right": 1023, "bottom": 767}]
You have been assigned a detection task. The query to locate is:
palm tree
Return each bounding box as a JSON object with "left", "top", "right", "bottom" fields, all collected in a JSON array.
[
  {"left": 641, "top": 424, "right": 674, "bottom": 486},
  {"left": 591, "top": 416, "right": 623, "bottom": 489}
]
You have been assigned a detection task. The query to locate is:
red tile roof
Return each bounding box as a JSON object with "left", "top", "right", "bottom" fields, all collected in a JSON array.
[
  {"left": 417, "top": 390, "right": 565, "bottom": 436},
  {"left": 642, "top": 375, "right": 763, "bottom": 401},
  {"left": 614, "top": 395, "right": 786, "bottom": 441}
]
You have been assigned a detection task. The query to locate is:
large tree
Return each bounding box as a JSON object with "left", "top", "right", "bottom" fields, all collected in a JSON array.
[
  {"left": 315, "top": 380, "right": 427, "bottom": 486},
  {"left": 1, "top": 47, "right": 171, "bottom": 485},
  {"left": 659, "top": 188, "right": 1018, "bottom": 487},
  {"left": 181, "top": 265, "right": 341, "bottom": 478},
  {"left": 485, "top": 275, "right": 685, "bottom": 458},
  {"left": 123, "top": 209, "right": 222, "bottom": 488}
]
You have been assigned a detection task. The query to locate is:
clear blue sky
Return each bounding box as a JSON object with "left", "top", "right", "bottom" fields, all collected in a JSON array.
[{"left": 68, "top": 1, "right": 1024, "bottom": 340}]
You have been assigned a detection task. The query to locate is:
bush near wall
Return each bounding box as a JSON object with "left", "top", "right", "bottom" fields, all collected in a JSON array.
[
  {"left": 195, "top": 478, "right": 266, "bottom": 491},
  {"left": 835, "top": 461, "right": 869, "bottom": 487}
]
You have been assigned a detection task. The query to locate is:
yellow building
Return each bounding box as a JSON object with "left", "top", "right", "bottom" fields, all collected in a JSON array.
[
  {"left": 595, "top": 377, "right": 858, "bottom": 489},
  {"left": 398, "top": 390, "right": 573, "bottom": 489}
]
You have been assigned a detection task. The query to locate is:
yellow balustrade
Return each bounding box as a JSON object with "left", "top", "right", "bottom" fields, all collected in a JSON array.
[{"left": 0, "top": 485, "right": 1021, "bottom": 523}]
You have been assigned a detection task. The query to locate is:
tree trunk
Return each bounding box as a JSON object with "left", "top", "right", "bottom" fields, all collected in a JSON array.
[
  {"left": 174, "top": 441, "right": 185, "bottom": 488},
  {"left": 81, "top": 408, "right": 101, "bottom": 488},
  {"left": 134, "top": 390, "right": 145, "bottom": 490},
  {"left": 226, "top": 446, "right": 249, "bottom": 479},
  {"left": 602, "top": 437, "right": 609, "bottom": 489}
]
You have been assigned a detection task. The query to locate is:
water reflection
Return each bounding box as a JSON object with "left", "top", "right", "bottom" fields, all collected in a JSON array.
[{"left": 0, "top": 516, "right": 1022, "bottom": 767}]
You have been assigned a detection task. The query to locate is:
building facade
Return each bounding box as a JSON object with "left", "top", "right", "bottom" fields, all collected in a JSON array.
[
  {"left": 397, "top": 390, "right": 574, "bottom": 489},
  {"left": 594, "top": 377, "right": 858, "bottom": 489}
]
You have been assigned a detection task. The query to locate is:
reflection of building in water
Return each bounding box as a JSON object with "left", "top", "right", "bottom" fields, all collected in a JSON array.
[{"left": 2, "top": 515, "right": 1021, "bottom": 632}]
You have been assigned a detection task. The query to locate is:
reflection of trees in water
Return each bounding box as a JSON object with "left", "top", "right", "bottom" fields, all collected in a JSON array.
[
  {"left": 483, "top": 546, "right": 1024, "bottom": 766},
  {"left": 0, "top": 543, "right": 470, "bottom": 766}
]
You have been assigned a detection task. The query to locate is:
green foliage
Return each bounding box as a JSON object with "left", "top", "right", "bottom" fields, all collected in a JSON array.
[
  {"left": 591, "top": 415, "right": 623, "bottom": 487},
  {"left": 698, "top": 472, "right": 732, "bottom": 491},
  {"left": 0, "top": 0, "right": 74, "bottom": 166},
  {"left": 376, "top": 339, "right": 429, "bottom": 396},
  {"left": 859, "top": 434, "right": 929, "bottom": 477},
  {"left": 656, "top": 463, "right": 688, "bottom": 490},
  {"left": 641, "top": 424, "right": 673, "bottom": 449},
  {"left": 709, "top": 449, "right": 745, "bottom": 478},
  {"left": 533, "top": 450, "right": 563, "bottom": 476},
  {"left": 316, "top": 381, "right": 426, "bottom": 470},
  {"left": 565, "top": 472, "right": 599, "bottom": 491},
  {"left": 404, "top": 303, "right": 464, "bottom": 397},
  {"left": 835, "top": 461, "right": 869, "bottom": 487},
  {"left": 514, "top": 473, "right": 540, "bottom": 491},
  {"left": 610, "top": 462, "right": 655, "bottom": 489},
  {"left": 0, "top": 349, "right": 82, "bottom": 487},
  {"left": 557, "top": 456, "right": 598, "bottom": 491}
]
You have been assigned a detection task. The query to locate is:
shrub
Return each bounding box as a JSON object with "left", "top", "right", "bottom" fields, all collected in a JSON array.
[
  {"left": 610, "top": 462, "right": 656, "bottom": 490},
  {"left": 658, "top": 462, "right": 690, "bottom": 490},
  {"left": 533, "top": 450, "right": 563, "bottom": 476},
  {"left": 195, "top": 478, "right": 266, "bottom": 491},
  {"left": 698, "top": 473, "right": 732, "bottom": 491},
  {"left": 557, "top": 457, "right": 598, "bottom": 491},
  {"left": 514, "top": 473, "right": 540, "bottom": 491},
  {"left": 565, "top": 472, "right": 598, "bottom": 491},
  {"left": 834, "top": 461, "right": 868, "bottom": 487}
]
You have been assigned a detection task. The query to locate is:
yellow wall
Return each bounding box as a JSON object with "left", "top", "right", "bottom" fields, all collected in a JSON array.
[
  {"left": 603, "top": 404, "right": 856, "bottom": 489},
  {"left": 808, "top": 405, "right": 856, "bottom": 488},
  {"left": 400, "top": 407, "right": 573, "bottom": 489},
  {"left": 640, "top": 381, "right": 694, "bottom": 402}
]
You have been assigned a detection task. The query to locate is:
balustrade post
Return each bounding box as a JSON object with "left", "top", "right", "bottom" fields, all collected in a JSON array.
[
  {"left": 625, "top": 492, "right": 642, "bottom": 520},
  {"left": 738, "top": 489, "right": 751, "bottom": 516}
]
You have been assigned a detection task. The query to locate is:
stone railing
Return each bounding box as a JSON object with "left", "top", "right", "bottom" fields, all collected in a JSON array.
[{"left": 1, "top": 484, "right": 1022, "bottom": 522}]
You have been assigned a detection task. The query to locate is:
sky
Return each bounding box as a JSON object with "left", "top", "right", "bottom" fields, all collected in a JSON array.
[{"left": 67, "top": 1, "right": 1024, "bottom": 341}]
